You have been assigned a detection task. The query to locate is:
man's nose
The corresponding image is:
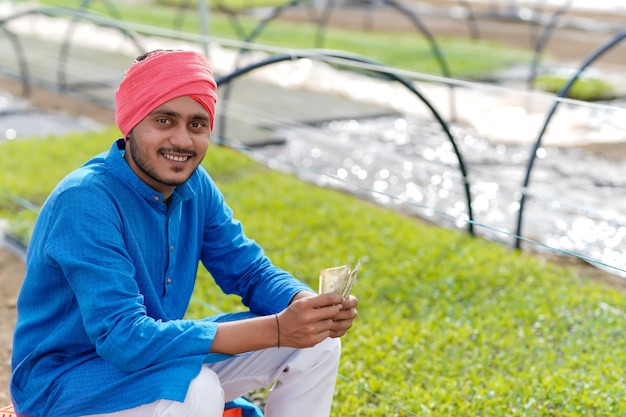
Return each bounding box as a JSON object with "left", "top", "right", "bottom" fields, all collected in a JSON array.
[{"left": 169, "top": 124, "right": 193, "bottom": 147}]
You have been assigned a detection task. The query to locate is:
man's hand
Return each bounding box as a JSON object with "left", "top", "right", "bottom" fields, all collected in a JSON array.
[
  {"left": 279, "top": 292, "right": 358, "bottom": 347},
  {"left": 329, "top": 295, "right": 358, "bottom": 338},
  {"left": 212, "top": 292, "right": 359, "bottom": 355}
]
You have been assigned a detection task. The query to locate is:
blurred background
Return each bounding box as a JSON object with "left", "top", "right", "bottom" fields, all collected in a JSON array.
[
  {"left": 2, "top": 0, "right": 626, "bottom": 412},
  {"left": 2, "top": 0, "right": 625, "bottom": 275}
]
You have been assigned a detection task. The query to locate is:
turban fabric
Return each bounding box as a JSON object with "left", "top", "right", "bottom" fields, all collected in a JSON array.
[{"left": 115, "top": 50, "right": 218, "bottom": 137}]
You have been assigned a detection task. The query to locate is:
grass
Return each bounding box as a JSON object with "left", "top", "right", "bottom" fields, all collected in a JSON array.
[
  {"left": 2, "top": 128, "right": 626, "bottom": 415},
  {"left": 533, "top": 74, "right": 616, "bottom": 101}
]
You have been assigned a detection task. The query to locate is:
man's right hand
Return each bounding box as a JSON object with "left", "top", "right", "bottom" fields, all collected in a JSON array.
[{"left": 277, "top": 293, "right": 345, "bottom": 348}]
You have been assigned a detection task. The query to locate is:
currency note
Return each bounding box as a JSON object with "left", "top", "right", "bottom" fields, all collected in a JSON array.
[{"left": 319, "top": 261, "right": 360, "bottom": 297}]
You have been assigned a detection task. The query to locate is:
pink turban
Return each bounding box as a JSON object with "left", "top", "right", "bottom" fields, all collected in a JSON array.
[{"left": 115, "top": 50, "right": 218, "bottom": 137}]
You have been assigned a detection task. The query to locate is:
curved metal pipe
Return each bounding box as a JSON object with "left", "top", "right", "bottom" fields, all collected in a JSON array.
[
  {"left": 0, "top": 23, "right": 30, "bottom": 97},
  {"left": 241, "top": 0, "right": 303, "bottom": 45},
  {"left": 0, "top": 7, "right": 144, "bottom": 95},
  {"left": 380, "top": 0, "right": 452, "bottom": 81},
  {"left": 173, "top": 0, "right": 194, "bottom": 31},
  {"left": 456, "top": 0, "right": 481, "bottom": 40},
  {"left": 214, "top": 5, "right": 248, "bottom": 39},
  {"left": 514, "top": 29, "right": 626, "bottom": 249},
  {"left": 1, "top": 233, "right": 27, "bottom": 262},
  {"left": 228, "top": 0, "right": 455, "bottom": 111},
  {"left": 216, "top": 0, "right": 306, "bottom": 154},
  {"left": 56, "top": 8, "right": 144, "bottom": 92},
  {"left": 314, "top": 0, "right": 338, "bottom": 49},
  {"left": 78, "top": 0, "right": 123, "bottom": 20},
  {"left": 220, "top": 0, "right": 458, "bottom": 147},
  {"left": 527, "top": 0, "right": 546, "bottom": 48},
  {"left": 381, "top": 0, "right": 456, "bottom": 121},
  {"left": 526, "top": 0, "right": 573, "bottom": 90},
  {"left": 215, "top": 50, "right": 475, "bottom": 234}
]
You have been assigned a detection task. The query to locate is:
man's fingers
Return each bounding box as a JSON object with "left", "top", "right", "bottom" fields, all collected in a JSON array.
[
  {"left": 334, "top": 307, "right": 358, "bottom": 321},
  {"left": 342, "top": 295, "right": 358, "bottom": 309},
  {"left": 311, "top": 304, "right": 343, "bottom": 322},
  {"left": 304, "top": 293, "right": 344, "bottom": 308}
]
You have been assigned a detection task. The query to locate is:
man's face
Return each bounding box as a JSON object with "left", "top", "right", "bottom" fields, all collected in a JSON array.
[{"left": 124, "top": 95, "right": 211, "bottom": 200}]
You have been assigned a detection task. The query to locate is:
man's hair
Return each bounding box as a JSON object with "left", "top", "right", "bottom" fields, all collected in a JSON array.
[{"left": 134, "top": 49, "right": 178, "bottom": 62}]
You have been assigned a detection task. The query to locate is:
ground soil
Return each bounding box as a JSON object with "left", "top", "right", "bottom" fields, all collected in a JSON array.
[
  {"left": 0, "top": 250, "right": 23, "bottom": 405},
  {"left": 2, "top": 2, "right": 626, "bottom": 405}
]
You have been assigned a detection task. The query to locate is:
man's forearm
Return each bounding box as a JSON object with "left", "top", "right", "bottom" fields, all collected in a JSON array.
[{"left": 211, "top": 315, "right": 279, "bottom": 355}]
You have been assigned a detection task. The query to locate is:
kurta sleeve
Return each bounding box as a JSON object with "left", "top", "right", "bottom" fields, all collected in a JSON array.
[{"left": 197, "top": 169, "right": 312, "bottom": 315}]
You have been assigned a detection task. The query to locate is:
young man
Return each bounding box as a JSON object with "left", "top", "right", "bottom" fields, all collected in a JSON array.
[{"left": 10, "top": 50, "right": 358, "bottom": 417}]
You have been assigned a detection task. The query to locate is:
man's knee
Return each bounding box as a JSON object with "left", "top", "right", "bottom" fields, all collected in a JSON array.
[
  {"left": 323, "top": 337, "right": 341, "bottom": 371},
  {"left": 320, "top": 337, "right": 341, "bottom": 363},
  {"left": 289, "top": 337, "right": 341, "bottom": 374},
  {"left": 167, "top": 366, "right": 224, "bottom": 417}
]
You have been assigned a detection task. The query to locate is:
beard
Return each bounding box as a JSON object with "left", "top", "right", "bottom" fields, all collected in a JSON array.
[{"left": 127, "top": 133, "right": 197, "bottom": 188}]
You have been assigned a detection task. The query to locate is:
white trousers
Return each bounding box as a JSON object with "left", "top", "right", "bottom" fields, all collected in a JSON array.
[{"left": 85, "top": 337, "right": 341, "bottom": 417}]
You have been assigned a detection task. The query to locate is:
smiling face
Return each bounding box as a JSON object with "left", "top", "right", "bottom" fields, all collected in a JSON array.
[{"left": 124, "top": 96, "right": 212, "bottom": 201}]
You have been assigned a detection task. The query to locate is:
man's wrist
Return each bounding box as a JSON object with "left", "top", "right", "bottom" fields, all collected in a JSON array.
[{"left": 289, "top": 290, "right": 316, "bottom": 305}]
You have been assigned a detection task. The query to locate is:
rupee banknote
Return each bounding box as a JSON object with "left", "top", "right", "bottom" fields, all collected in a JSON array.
[{"left": 319, "top": 261, "right": 361, "bottom": 297}]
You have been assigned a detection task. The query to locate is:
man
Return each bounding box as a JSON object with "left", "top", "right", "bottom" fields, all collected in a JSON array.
[{"left": 10, "top": 49, "right": 358, "bottom": 417}]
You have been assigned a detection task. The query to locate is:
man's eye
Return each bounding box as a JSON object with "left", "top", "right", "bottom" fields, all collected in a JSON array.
[
  {"left": 190, "top": 121, "right": 207, "bottom": 129},
  {"left": 156, "top": 118, "right": 170, "bottom": 125}
]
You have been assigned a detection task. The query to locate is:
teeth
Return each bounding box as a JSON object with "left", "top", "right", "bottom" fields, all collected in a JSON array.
[{"left": 163, "top": 153, "right": 189, "bottom": 162}]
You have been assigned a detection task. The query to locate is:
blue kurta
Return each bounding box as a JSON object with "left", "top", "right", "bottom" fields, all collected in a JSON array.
[{"left": 11, "top": 139, "right": 311, "bottom": 417}]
